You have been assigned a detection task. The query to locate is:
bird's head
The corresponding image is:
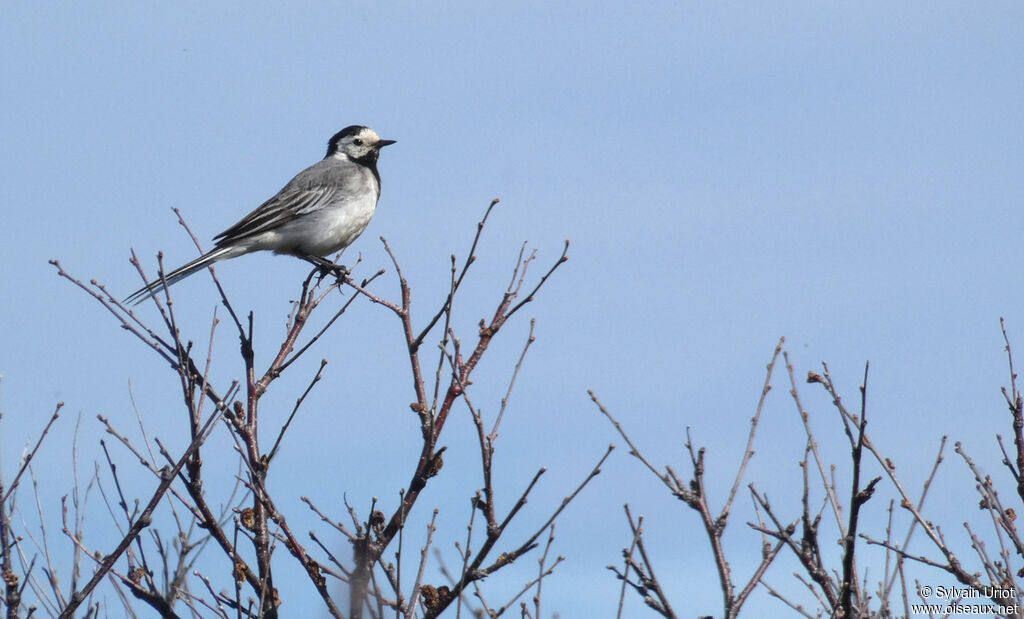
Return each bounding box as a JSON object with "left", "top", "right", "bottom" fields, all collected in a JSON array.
[{"left": 326, "top": 126, "right": 396, "bottom": 162}]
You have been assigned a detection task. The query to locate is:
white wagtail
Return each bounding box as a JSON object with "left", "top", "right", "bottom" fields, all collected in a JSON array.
[{"left": 126, "top": 126, "right": 395, "bottom": 304}]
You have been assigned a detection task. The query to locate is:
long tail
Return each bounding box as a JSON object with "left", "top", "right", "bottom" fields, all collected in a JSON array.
[{"left": 125, "top": 246, "right": 241, "bottom": 305}]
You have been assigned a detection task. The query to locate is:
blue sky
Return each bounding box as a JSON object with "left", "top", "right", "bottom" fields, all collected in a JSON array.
[{"left": 2, "top": 2, "right": 1024, "bottom": 616}]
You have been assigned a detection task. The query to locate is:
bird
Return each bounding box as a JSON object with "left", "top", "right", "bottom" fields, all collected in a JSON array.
[{"left": 125, "top": 126, "right": 395, "bottom": 305}]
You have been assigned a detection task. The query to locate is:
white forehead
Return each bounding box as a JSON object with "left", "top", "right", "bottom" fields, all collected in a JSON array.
[{"left": 351, "top": 128, "right": 381, "bottom": 142}]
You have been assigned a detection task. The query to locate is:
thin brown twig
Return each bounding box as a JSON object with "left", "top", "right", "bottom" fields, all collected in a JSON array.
[
  {"left": 266, "top": 359, "right": 328, "bottom": 462},
  {"left": 2, "top": 404, "right": 63, "bottom": 504},
  {"left": 405, "top": 509, "right": 439, "bottom": 618},
  {"left": 425, "top": 445, "right": 613, "bottom": 619},
  {"left": 722, "top": 337, "right": 784, "bottom": 521},
  {"left": 622, "top": 505, "right": 676, "bottom": 618},
  {"left": 759, "top": 579, "right": 816, "bottom": 619},
  {"left": 57, "top": 407, "right": 224, "bottom": 619},
  {"left": 412, "top": 198, "right": 501, "bottom": 352},
  {"left": 491, "top": 320, "right": 536, "bottom": 440},
  {"left": 999, "top": 318, "right": 1024, "bottom": 504},
  {"left": 612, "top": 505, "right": 642, "bottom": 619},
  {"left": 837, "top": 363, "right": 881, "bottom": 617},
  {"left": 788, "top": 354, "right": 846, "bottom": 537},
  {"left": 880, "top": 437, "right": 947, "bottom": 602}
]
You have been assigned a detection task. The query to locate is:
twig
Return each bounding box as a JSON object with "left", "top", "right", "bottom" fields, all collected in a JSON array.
[
  {"left": 723, "top": 337, "right": 784, "bottom": 522},
  {"left": 412, "top": 198, "right": 500, "bottom": 352},
  {"left": 57, "top": 407, "right": 224, "bottom": 619},
  {"left": 2, "top": 404, "right": 63, "bottom": 504},
  {"left": 267, "top": 359, "right": 328, "bottom": 462},
  {"left": 837, "top": 363, "right": 881, "bottom": 617}
]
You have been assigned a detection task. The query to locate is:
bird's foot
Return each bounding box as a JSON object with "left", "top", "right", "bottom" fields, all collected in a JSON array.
[
  {"left": 302, "top": 255, "right": 349, "bottom": 287},
  {"left": 315, "top": 263, "right": 348, "bottom": 287}
]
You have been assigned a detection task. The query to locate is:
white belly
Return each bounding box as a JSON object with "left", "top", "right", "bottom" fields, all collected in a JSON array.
[{"left": 253, "top": 192, "right": 378, "bottom": 257}]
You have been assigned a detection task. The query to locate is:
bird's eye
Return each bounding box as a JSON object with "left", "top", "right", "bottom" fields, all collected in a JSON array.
[{"left": 352, "top": 138, "right": 363, "bottom": 146}]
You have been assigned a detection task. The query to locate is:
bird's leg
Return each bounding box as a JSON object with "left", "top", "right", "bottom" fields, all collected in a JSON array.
[{"left": 302, "top": 255, "right": 348, "bottom": 285}]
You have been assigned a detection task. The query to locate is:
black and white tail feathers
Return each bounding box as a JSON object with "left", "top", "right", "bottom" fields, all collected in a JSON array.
[{"left": 124, "top": 245, "right": 240, "bottom": 305}]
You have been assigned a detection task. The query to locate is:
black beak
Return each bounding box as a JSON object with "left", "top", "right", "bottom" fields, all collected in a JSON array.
[{"left": 377, "top": 139, "right": 397, "bottom": 148}]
